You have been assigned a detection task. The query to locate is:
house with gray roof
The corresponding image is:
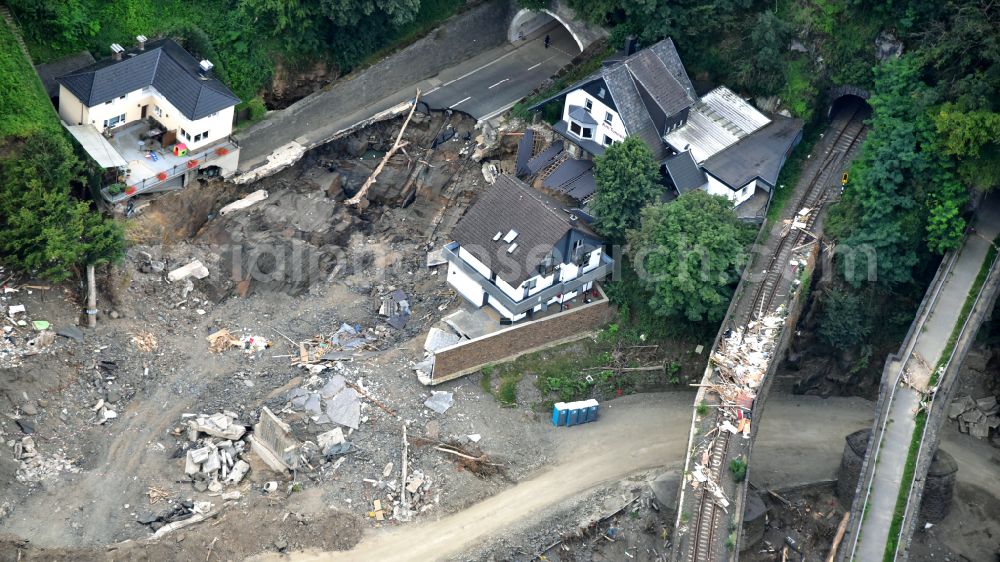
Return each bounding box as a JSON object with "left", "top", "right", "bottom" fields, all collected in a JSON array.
[
  {"left": 539, "top": 38, "right": 697, "bottom": 161},
  {"left": 528, "top": 39, "right": 802, "bottom": 220},
  {"left": 442, "top": 175, "right": 613, "bottom": 322},
  {"left": 54, "top": 37, "right": 241, "bottom": 205}
]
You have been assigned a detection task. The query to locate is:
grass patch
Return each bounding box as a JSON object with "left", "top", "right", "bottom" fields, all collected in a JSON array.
[
  {"left": 765, "top": 121, "right": 824, "bottom": 224},
  {"left": 0, "top": 20, "right": 61, "bottom": 140},
  {"left": 696, "top": 400, "right": 709, "bottom": 417},
  {"left": 729, "top": 457, "right": 747, "bottom": 483}
]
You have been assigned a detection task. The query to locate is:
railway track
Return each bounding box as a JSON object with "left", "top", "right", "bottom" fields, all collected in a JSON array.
[
  {"left": 741, "top": 106, "right": 868, "bottom": 331},
  {"left": 689, "top": 431, "right": 732, "bottom": 562},
  {"left": 686, "top": 105, "right": 868, "bottom": 562}
]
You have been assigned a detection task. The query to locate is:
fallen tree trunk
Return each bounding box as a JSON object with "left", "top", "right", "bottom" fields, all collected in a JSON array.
[{"left": 345, "top": 89, "right": 420, "bottom": 206}]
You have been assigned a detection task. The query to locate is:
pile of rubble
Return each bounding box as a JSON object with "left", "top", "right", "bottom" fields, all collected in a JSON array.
[
  {"left": 2, "top": 293, "right": 60, "bottom": 369},
  {"left": 948, "top": 394, "right": 1000, "bottom": 440},
  {"left": 179, "top": 412, "right": 251, "bottom": 492},
  {"left": 286, "top": 374, "right": 364, "bottom": 429},
  {"left": 11, "top": 436, "right": 80, "bottom": 483}
]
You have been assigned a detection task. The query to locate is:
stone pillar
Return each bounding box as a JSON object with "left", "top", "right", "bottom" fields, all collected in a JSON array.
[
  {"left": 920, "top": 448, "right": 958, "bottom": 523},
  {"left": 837, "top": 429, "right": 870, "bottom": 507}
]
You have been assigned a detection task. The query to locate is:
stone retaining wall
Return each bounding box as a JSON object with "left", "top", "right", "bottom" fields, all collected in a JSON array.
[{"left": 898, "top": 255, "right": 1000, "bottom": 559}]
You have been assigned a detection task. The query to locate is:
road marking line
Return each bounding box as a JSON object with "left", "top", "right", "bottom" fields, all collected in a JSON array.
[
  {"left": 441, "top": 50, "right": 519, "bottom": 87},
  {"left": 450, "top": 96, "right": 472, "bottom": 108},
  {"left": 424, "top": 87, "right": 441, "bottom": 95},
  {"left": 526, "top": 62, "right": 542, "bottom": 71},
  {"left": 488, "top": 78, "right": 510, "bottom": 89}
]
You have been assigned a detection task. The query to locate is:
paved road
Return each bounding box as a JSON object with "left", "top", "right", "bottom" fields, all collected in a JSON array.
[
  {"left": 421, "top": 23, "right": 576, "bottom": 120},
  {"left": 235, "top": 24, "right": 576, "bottom": 174},
  {"left": 853, "top": 194, "right": 1000, "bottom": 562},
  {"left": 251, "top": 393, "right": 877, "bottom": 562}
]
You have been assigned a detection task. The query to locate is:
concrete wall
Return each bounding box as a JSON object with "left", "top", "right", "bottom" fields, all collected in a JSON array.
[
  {"left": 897, "top": 254, "right": 1000, "bottom": 559},
  {"left": 430, "top": 291, "right": 616, "bottom": 384}
]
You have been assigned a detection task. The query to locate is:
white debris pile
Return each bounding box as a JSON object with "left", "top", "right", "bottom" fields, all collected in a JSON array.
[
  {"left": 11, "top": 436, "right": 80, "bottom": 483},
  {"left": 949, "top": 394, "right": 1000, "bottom": 439},
  {"left": 180, "top": 412, "right": 251, "bottom": 492}
]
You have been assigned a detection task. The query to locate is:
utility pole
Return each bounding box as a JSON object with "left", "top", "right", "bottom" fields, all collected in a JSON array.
[{"left": 86, "top": 264, "right": 97, "bottom": 328}]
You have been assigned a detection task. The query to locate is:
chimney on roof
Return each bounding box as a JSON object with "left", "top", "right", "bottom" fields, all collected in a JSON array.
[
  {"left": 197, "top": 60, "right": 214, "bottom": 80},
  {"left": 136, "top": 35, "right": 147, "bottom": 51},
  {"left": 110, "top": 43, "right": 125, "bottom": 61},
  {"left": 625, "top": 36, "right": 640, "bottom": 56}
]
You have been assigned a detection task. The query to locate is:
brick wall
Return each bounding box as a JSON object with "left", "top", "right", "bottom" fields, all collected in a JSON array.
[{"left": 431, "top": 296, "right": 617, "bottom": 384}]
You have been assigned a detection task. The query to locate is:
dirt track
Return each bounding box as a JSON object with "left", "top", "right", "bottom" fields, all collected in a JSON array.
[{"left": 258, "top": 394, "right": 878, "bottom": 562}]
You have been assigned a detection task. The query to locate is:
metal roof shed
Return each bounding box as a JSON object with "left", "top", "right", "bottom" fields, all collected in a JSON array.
[{"left": 64, "top": 124, "right": 128, "bottom": 168}]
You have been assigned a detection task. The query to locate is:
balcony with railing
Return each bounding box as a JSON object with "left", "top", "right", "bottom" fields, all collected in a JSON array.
[{"left": 97, "top": 121, "right": 239, "bottom": 203}]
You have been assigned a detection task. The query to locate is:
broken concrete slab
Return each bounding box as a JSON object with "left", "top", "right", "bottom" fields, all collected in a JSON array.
[
  {"left": 326, "top": 388, "right": 361, "bottom": 429},
  {"left": 949, "top": 396, "right": 976, "bottom": 420},
  {"left": 189, "top": 413, "right": 246, "bottom": 440},
  {"left": 424, "top": 391, "right": 453, "bottom": 414},
  {"left": 219, "top": 189, "right": 269, "bottom": 216},
  {"left": 426, "top": 248, "right": 446, "bottom": 267},
  {"left": 442, "top": 309, "right": 495, "bottom": 340},
  {"left": 423, "top": 327, "right": 461, "bottom": 353},
  {"left": 320, "top": 375, "right": 347, "bottom": 400},
  {"left": 167, "top": 260, "right": 209, "bottom": 282},
  {"left": 224, "top": 460, "right": 250, "bottom": 485},
  {"left": 977, "top": 395, "right": 998, "bottom": 413},
  {"left": 317, "top": 427, "right": 345, "bottom": 451}
]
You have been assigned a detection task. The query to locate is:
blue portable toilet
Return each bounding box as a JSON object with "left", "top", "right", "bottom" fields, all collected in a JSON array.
[
  {"left": 551, "top": 402, "right": 568, "bottom": 426},
  {"left": 567, "top": 407, "right": 580, "bottom": 426},
  {"left": 581, "top": 399, "right": 599, "bottom": 422}
]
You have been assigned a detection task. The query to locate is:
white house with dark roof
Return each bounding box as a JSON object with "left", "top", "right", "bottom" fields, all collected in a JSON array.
[
  {"left": 663, "top": 86, "right": 802, "bottom": 209},
  {"left": 549, "top": 38, "right": 698, "bottom": 161},
  {"left": 442, "top": 174, "right": 613, "bottom": 322},
  {"left": 55, "top": 37, "right": 241, "bottom": 204},
  {"left": 527, "top": 39, "right": 802, "bottom": 219}
]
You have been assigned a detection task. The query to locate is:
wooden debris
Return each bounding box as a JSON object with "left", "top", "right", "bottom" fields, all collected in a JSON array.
[
  {"left": 206, "top": 329, "right": 239, "bottom": 353},
  {"left": 346, "top": 89, "right": 421, "bottom": 206}
]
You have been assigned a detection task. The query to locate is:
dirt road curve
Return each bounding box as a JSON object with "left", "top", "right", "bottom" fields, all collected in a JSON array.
[{"left": 253, "top": 394, "right": 876, "bottom": 562}]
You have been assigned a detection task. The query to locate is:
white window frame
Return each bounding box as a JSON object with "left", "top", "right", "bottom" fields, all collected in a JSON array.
[
  {"left": 584, "top": 98, "right": 593, "bottom": 113},
  {"left": 604, "top": 111, "right": 613, "bottom": 124}
]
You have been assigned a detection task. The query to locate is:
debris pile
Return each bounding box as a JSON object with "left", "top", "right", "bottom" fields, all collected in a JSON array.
[
  {"left": 286, "top": 374, "right": 362, "bottom": 429},
  {"left": 948, "top": 394, "right": 1000, "bottom": 440},
  {"left": 686, "top": 310, "right": 786, "bottom": 507},
  {"left": 179, "top": 412, "right": 251, "bottom": 492},
  {"left": 1, "top": 290, "right": 60, "bottom": 368},
  {"left": 11, "top": 436, "right": 80, "bottom": 483},
  {"left": 292, "top": 324, "right": 378, "bottom": 366},
  {"left": 206, "top": 329, "right": 271, "bottom": 354}
]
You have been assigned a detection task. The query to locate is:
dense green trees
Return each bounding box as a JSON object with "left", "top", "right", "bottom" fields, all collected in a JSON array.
[
  {"left": 828, "top": 57, "right": 969, "bottom": 286},
  {"left": 817, "top": 289, "right": 869, "bottom": 348},
  {"left": 590, "top": 137, "right": 661, "bottom": 243},
  {"left": 0, "top": 135, "right": 125, "bottom": 281},
  {"left": 628, "top": 191, "right": 752, "bottom": 323}
]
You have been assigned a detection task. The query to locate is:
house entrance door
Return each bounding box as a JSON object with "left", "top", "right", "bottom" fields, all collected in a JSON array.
[{"left": 141, "top": 105, "right": 148, "bottom": 118}]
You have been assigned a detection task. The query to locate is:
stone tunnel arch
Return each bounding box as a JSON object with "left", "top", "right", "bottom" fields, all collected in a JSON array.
[
  {"left": 508, "top": 2, "right": 606, "bottom": 54},
  {"left": 828, "top": 85, "right": 872, "bottom": 120}
]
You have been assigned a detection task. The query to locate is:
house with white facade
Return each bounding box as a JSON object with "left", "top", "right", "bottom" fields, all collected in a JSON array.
[
  {"left": 550, "top": 38, "right": 697, "bottom": 162},
  {"left": 663, "top": 86, "right": 802, "bottom": 210},
  {"left": 56, "top": 37, "right": 241, "bottom": 205},
  {"left": 442, "top": 174, "right": 613, "bottom": 322},
  {"left": 528, "top": 38, "right": 802, "bottom": 220}
]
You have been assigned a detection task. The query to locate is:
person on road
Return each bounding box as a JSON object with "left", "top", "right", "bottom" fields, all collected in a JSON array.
[{"left": 544, "top": 34, "right": 551, "bottom": 49}]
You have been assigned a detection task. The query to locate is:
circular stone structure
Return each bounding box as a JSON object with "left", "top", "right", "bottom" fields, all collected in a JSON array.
[
  {"left": 837, "top": 429, "right": 871, "bottom": 506},
  {"left": 920, "top": 448, "right": 958, "bottom": 523}
]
